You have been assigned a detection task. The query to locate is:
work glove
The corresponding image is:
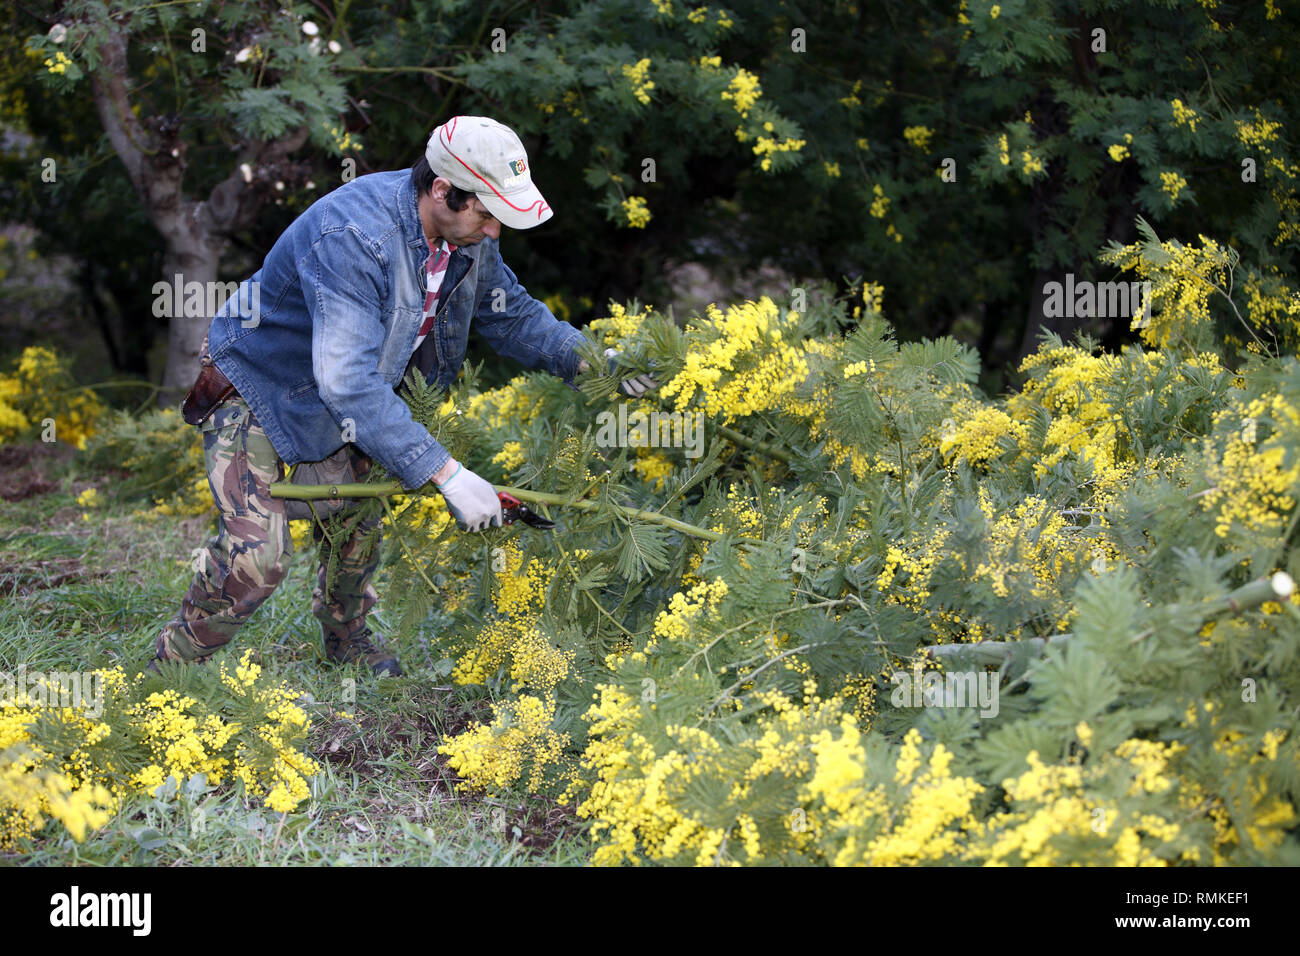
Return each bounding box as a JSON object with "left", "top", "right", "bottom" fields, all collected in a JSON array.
[
  {"left": 605, "top": 348, "right": 659, "bottom": 398},
  {"left": 434, "top": 462, "right": 503, "bottom": 532}
]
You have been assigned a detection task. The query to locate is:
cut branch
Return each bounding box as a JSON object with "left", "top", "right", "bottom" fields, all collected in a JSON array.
[
  {"left": 713, "top": 424, "right": 792, "bottom": 463},
  {"left": 920, "top": 573, "right": 1296, "bottom": 661},
  {"left": 269, "top": 480, "right": 764, "bottom": 544}
]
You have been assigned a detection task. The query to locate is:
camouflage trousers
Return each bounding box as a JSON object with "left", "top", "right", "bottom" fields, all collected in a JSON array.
[{"left": 155, "top": 394, "right": 382, "bottom": 663}]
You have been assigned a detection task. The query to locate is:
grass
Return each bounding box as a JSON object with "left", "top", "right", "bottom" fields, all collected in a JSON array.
[{"left": 0, "top": 442, "right": 594, "bottom": 866}]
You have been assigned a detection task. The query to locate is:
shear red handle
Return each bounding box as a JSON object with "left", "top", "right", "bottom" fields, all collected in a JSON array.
[{"left": 497, "top": 491, "right": 555, "bottom": 530}]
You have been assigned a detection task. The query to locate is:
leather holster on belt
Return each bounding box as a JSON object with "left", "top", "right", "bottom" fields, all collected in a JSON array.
[{"left": 181, "top": 362, "right": 236, "bottom": 426}]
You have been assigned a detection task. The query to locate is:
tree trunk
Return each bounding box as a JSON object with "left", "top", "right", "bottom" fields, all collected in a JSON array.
[
  {"left": 1016, "top": 102, "right": 1078, "bottom": 361},
  {"left": 1016, "top": 37, "right": 1101, "bottom": 363},
  {"left": 159, "top": 241, "right": 220, "bottom": 406},
  {"left": 88, "top": 29, "right": 204, "bottom": 406},
  {"left": 1019, "top": 264, "right": 1063, "bottom": 359},
  {"left": 87, "top": 26, "right": 308, "bottom": 407}
]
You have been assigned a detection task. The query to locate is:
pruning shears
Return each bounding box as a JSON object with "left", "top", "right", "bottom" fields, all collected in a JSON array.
[{"left": 497, "top": 491, "right": 555, "bottom": 530}]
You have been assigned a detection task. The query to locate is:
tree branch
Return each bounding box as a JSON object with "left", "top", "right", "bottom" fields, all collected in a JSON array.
[
  {"left": 198, "top": 126, "right": 311, "bottom": 237},
  {"left": 269, "top": 479, "right": 765, "bottom": 544},
  {"left": 88, "top": 28, "right": 155, "bottom": 195},
  {"left": 920, "top": 573, "right": 1296, "bottom": 661}
]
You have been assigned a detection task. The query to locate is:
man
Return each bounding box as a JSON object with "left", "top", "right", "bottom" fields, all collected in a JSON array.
[{"left": 155, "top": 115, "right": 656, "bottom": 676}]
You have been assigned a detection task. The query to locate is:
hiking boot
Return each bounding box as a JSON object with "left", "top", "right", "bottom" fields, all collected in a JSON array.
[
  {"left": 325, "top": 627, "right": 403, "bottom": 677},
  {"left": 146, "top": 652, "right": 206, "bottom": 675}
]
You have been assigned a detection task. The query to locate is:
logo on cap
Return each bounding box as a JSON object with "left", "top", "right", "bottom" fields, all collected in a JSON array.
[{"left": 508, "top": 158, "right": 527, "bottom": 177}]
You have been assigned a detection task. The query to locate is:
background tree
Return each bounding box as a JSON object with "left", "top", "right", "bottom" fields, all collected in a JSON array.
[
  {"left": 458, "top": 0, "right": 1298, "bottom": 386},
  {"left": 19, "top": 0, "right": 360, "bottom": 403},
  {"left": 4, "top": 0, "right": 1296, "bottom": 398}
]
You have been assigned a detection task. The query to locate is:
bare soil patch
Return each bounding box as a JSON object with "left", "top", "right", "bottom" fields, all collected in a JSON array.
[
  {"left": 0, "top": 442, "right": 74, "bottom": 501},
  {"left": 0, "top": 555, "right": 94, "bottom": 596}
]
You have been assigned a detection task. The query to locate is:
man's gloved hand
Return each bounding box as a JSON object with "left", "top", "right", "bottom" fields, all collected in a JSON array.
[
  {"left": 434, "top": 462, "right": 503, "bottom": 532},
  {"left": 604, "top": 348, "right": 659, "bottom": 398}
]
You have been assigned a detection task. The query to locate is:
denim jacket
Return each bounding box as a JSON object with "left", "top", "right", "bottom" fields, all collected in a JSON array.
[{"left": 206, "top": 170, "right": 585, "bottom": 489}]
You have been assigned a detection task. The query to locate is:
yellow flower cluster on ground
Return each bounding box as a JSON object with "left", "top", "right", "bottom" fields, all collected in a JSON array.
[
  {"left": 128, "top": 688, "right": 238, "bottom": 789},
  {"left": 451, "top": 541, "right": 556, "bottom": 683},
  {"left": 0, "top": 750, "right": 113, "bottom": 850},
  {"left": 565, "top": 677, "right": 1214, "bottom": 866},
  {"left": 0, "top": 653, "right": 320, "bottom": 848},
  {"left": 81, "top": 403, "right": 212, "bottom": 519},
  {"left": 0, "top": 347, "right": 104, "bottom": 449},
  {"left": 570, "top": 683, "right": 835, "bottom": 865},
  {"left": 0, "top": 375, "right": 26, "bottom": 435},
  {"left": 806, "top": 726, "right": 982, "bottom": 865},
  {"left": 439, "top": 540, "right": 578, "bottom": 792},
  {"left": 798, "top": 723, "right": 1198, "bottom": 866},
  {"left": 440, "top": 694, "right": 571, "bottom": 794}
]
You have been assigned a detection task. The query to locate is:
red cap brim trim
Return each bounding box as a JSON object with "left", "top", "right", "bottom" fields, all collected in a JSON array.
[{"left": 438, "top": 124, "right": 551, "bottom": 221}]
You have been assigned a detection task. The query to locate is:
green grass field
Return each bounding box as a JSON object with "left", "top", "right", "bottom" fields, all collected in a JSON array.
[{"left": 0, "top": 443, "right": 592, "bottom": 866}]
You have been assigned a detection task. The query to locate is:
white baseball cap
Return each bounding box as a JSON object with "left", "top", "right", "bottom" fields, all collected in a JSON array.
[{"left": 425, "top": 116, "right": 553, "bottom": 229}]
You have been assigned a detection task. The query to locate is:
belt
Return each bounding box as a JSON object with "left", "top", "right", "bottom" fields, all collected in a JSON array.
[{"left": 181, "top": 362, "right": 238, "bottom": 426}]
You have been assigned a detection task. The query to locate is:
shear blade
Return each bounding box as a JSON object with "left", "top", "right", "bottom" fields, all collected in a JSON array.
[{"left": 519, "top": 507, "right": 555, "bottom": 529}]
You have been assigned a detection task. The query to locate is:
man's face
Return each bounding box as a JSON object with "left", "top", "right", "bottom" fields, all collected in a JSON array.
[{"left": 428, "top": 178, "right": 502, "bottom": 246}]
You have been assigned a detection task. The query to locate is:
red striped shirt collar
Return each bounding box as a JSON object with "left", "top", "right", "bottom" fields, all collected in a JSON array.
[{"left": 426, "top": 237, "right": 457, "bottom": 263}]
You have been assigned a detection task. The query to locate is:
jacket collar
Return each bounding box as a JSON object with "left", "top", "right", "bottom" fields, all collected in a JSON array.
[{"left": 398, "top": 172, "right": 482, "bottom": 269}]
